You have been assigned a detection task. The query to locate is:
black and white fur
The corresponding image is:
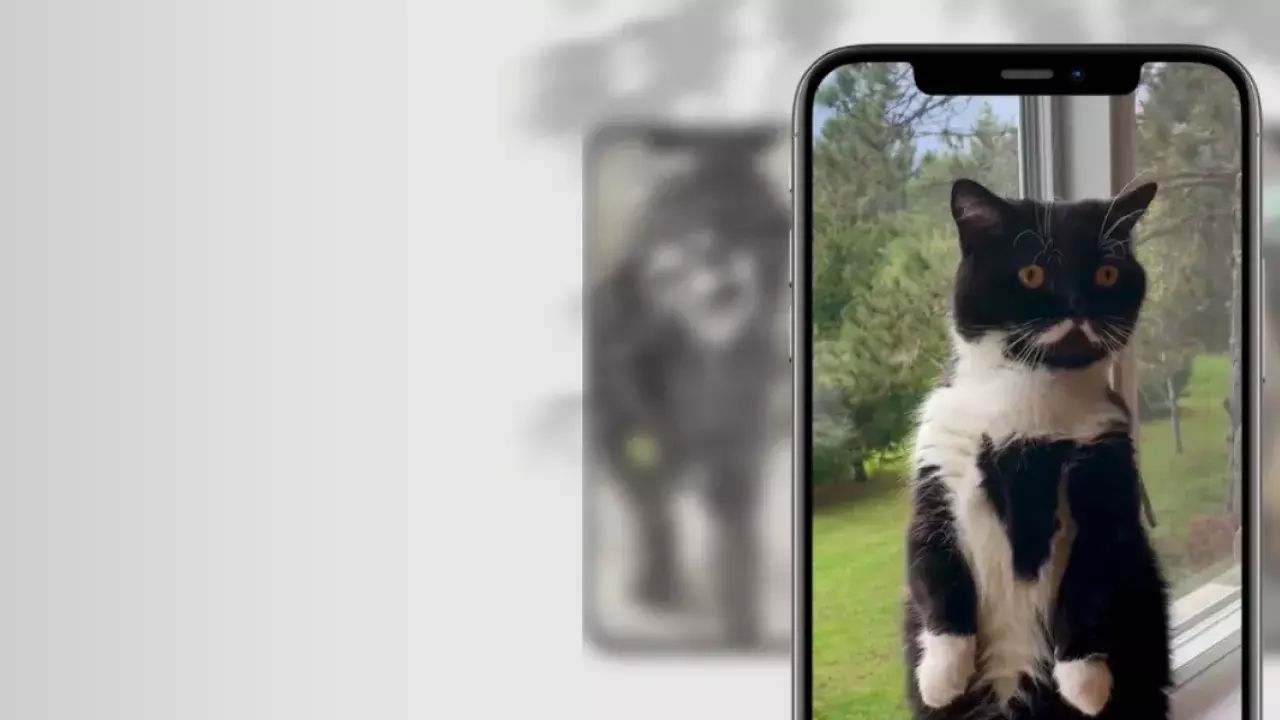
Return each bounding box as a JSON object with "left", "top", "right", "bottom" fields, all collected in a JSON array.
[{"left": 904, "top": 179, "right": 1171, "bottom": 719}]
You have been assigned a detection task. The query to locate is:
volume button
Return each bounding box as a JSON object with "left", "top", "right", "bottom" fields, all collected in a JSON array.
[
  {"left": 788, "top": 229, "right": 794, "bottom": 362},
  {"left": 788, "top": 297, "right": 794, "bottom": 363},
  {"left": 788, "top": 229, "right": 793, "bottom": 289},
  {"left": 1264, "top": 258, "right": 1268, "bottom": 384}
]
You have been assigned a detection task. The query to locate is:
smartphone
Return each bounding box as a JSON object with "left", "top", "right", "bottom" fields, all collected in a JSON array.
[{"left": 791, "top": 46, "right": 1261, "bottom": 719}]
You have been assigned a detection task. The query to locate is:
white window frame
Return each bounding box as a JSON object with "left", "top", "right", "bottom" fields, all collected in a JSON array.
[
  {"left": 1018, "top": 95, "right": 1244, "bottom": 707},
  {"left": 1017, "top": 95, "right": 1055, "bottom": 200}
]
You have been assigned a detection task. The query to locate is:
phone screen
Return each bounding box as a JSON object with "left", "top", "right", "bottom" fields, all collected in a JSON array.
[{"left": 795, "top": 49, "right": 1257, "bottom": 719}]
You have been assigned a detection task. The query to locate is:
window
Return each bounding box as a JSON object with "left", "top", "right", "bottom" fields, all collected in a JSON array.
[
  {"left": 1131, "top": 65, "right": 1242, "bottom": 602},
  {"left": 1135, "top": 65, "right": 1245, "bottom": 689},
  {"left": 1035, "top": 66, "right": 1245, "bottom": 691}
]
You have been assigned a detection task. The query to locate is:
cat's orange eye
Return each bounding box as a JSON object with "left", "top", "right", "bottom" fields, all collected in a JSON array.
[
  {"left": 1017, "top": 264, "right": 1045, "bottom": 289},
  {"left": 1095, "top": 264, "right": 1119, "bottom": 288}
]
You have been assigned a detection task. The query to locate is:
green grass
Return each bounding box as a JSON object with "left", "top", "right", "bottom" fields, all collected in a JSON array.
[
  {"left": 812, "top": 474, "right": 911, "bottom": 720},
  {"left": 811, "top": 354, "right": 1234, "bottom": 719},
  {"left": 1139, "top": 354, "right": 1234, "bottom": 589}
]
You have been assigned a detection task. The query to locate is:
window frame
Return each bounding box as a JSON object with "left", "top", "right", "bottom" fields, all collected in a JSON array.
[
  {"left": 1017, "top": 95, "right": 1055, "bottom": 200},
  {"left": 1018, "top": 94, "right": 1245, "bottom": 694}
]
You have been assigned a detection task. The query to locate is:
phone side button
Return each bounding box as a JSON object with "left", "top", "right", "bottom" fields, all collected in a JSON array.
[
  {"left": 788, "top": 229, "right": 793, "bottom": 289},
  {"left": 1264, "top": 257, "right": 1267, "bottom": 384},
  {"left": 787, "top": 229, "right": 794, "bottom": 362}
]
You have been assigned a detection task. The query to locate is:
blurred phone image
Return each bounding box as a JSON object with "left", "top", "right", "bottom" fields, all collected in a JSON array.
[
  {"left": 792, "top": 47, "right": 1259, "bottom": 718},
  {"left": 583, "top": 124, "right": 794, "bottom": 652}
]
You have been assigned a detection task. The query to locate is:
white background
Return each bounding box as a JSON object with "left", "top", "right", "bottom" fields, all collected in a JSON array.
[{"left": 1, "top": 1, "right": 1279, "bottom": 718}]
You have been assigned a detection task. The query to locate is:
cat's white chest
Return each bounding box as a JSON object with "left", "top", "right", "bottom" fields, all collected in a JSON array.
[
  {"left": 920, "top": 370, "right": 1120, "bottom": 452},
  {"left": 950, "top": 453, "right": 1072, "bottom": 703},
  {"left": 913, "top": 369, "right": 1116, "bottom": 703}
]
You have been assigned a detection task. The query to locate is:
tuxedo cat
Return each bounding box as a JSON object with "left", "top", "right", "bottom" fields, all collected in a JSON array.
[{"left": 904, "top": 179, "right": 1171, "bottom": 718}]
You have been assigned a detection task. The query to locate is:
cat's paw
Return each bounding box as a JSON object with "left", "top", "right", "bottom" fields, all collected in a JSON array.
[
  {"left": 916, "top": 632, "right": 975, "bottom": 708},
  {"left": 1054, "top": 657, "right": 1112, "bottom": 717}
]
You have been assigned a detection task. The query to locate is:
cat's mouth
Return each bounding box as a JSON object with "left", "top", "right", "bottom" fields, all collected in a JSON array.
[
  {"left": 1033, "top": 319, "right": 1102, "bottom": 349},
  {"left": 1026, "top": 319, "right": 1126, "bottom": 367},
  {"left": 998, "top": 317, "right": 1127, "bottom": 369}
]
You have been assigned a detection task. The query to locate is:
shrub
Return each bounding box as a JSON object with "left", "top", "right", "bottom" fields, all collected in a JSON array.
[{"left": 1137, "top": 356, "right": 1194, "bottom": 420}]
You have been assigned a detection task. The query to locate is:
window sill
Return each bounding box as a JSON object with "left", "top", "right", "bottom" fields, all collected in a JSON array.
[
  {"left": 1170, "top": 567, "right": 1243, "bottom": 689},
  {"left": 1172, "top": 645, "right": 1242, "bottom": 720},
  {"left": 1167, "top": 566, "right": 1245, "bottom": 718}
]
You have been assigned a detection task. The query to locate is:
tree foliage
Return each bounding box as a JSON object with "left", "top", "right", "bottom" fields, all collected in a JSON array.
[
  {"left": 1132, "top": 63, "right": 1241, "bottom": 462},
  {"left": 812, "top": 65, "right": 1015, "bottom": 484}
]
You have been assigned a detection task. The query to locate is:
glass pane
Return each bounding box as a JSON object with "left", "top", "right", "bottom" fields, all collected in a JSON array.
[{"left": 1131, "top": 62, "right": 1243, "bottom": 596}]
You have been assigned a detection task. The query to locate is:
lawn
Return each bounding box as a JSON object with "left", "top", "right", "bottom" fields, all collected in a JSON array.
[
  {"left": 811, "top": 354, "right": 1234, "bottom": 720},
  {"left": 812, "top": 475, "right": 912, "bottom": 719},
  {"left": 1138, "top": 354, "right": 1236, "bottom": 590}
]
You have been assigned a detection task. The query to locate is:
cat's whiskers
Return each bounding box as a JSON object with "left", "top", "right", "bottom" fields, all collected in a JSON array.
[
  {"left": 1014, "top": 333, "right": 1042, "bottom": 367},
  {"left": 1039, "top": 198, "right": 1059, "bottom": 265},
  {"left": 1095, "top": 322, "right": 1130, "bottom": 357},
  {"left": 1016, "top": 215, "right": 1056, "bottom": 265},
  {"left": 1011, "top": 228, "right": 1047, "bottom": 253},
  {"left": 1004, "top": 321, "right": 1039, "bottom": 347},
  {"left": 1100, "top": 316, "right": 1136, "bottom": 340},
  {"left": 1098, "top": 207, "right": 1148, "bottom": 254},
  {"left": 1024, "top": 338, "right": 1047, "bottom": 367},
  {"left": 1096, "top": 172, "right": 1153, "bottom": 244},
  {"left": 1100, "top": 237, "right": 1134, "bottom": 259},
  {"left": 1033, "top": 344, "right": 1049, "bottom": 368},
  {"left": 1005, "top": 323, "right": 1045, "bottom": 367}
]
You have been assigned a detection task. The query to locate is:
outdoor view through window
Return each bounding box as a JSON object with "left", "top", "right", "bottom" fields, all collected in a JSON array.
[{"left": 809, "top": 62, "right": 1243, "bottom": 719}]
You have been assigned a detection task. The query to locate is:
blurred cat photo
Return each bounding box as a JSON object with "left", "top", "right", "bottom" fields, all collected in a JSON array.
[{"left": 583, "top": 124, "right": 792, "bottom": 651}]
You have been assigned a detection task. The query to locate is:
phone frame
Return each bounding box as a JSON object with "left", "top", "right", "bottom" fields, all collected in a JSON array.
[{"left": 790, "top": 45, "right": 1263, "bottom": 719}]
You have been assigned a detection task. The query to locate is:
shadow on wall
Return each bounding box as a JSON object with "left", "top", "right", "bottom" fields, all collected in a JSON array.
[
  {"left": 525, "top": 0, "right": 1280, "bottom": 142},
  {"left": 524, "top": 0, "right": 843, "bottom": 138},
  {"left": 520, "top": 0, "right": 1280, "bottom": 655}
]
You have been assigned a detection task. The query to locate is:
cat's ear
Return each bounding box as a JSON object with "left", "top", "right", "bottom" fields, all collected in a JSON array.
[
  {"left": 1101, "top": 182, "right": 1159, "bottom": 243},
  {"left": 950, "top": 179, "right": 1007, "bottom": 249}
]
